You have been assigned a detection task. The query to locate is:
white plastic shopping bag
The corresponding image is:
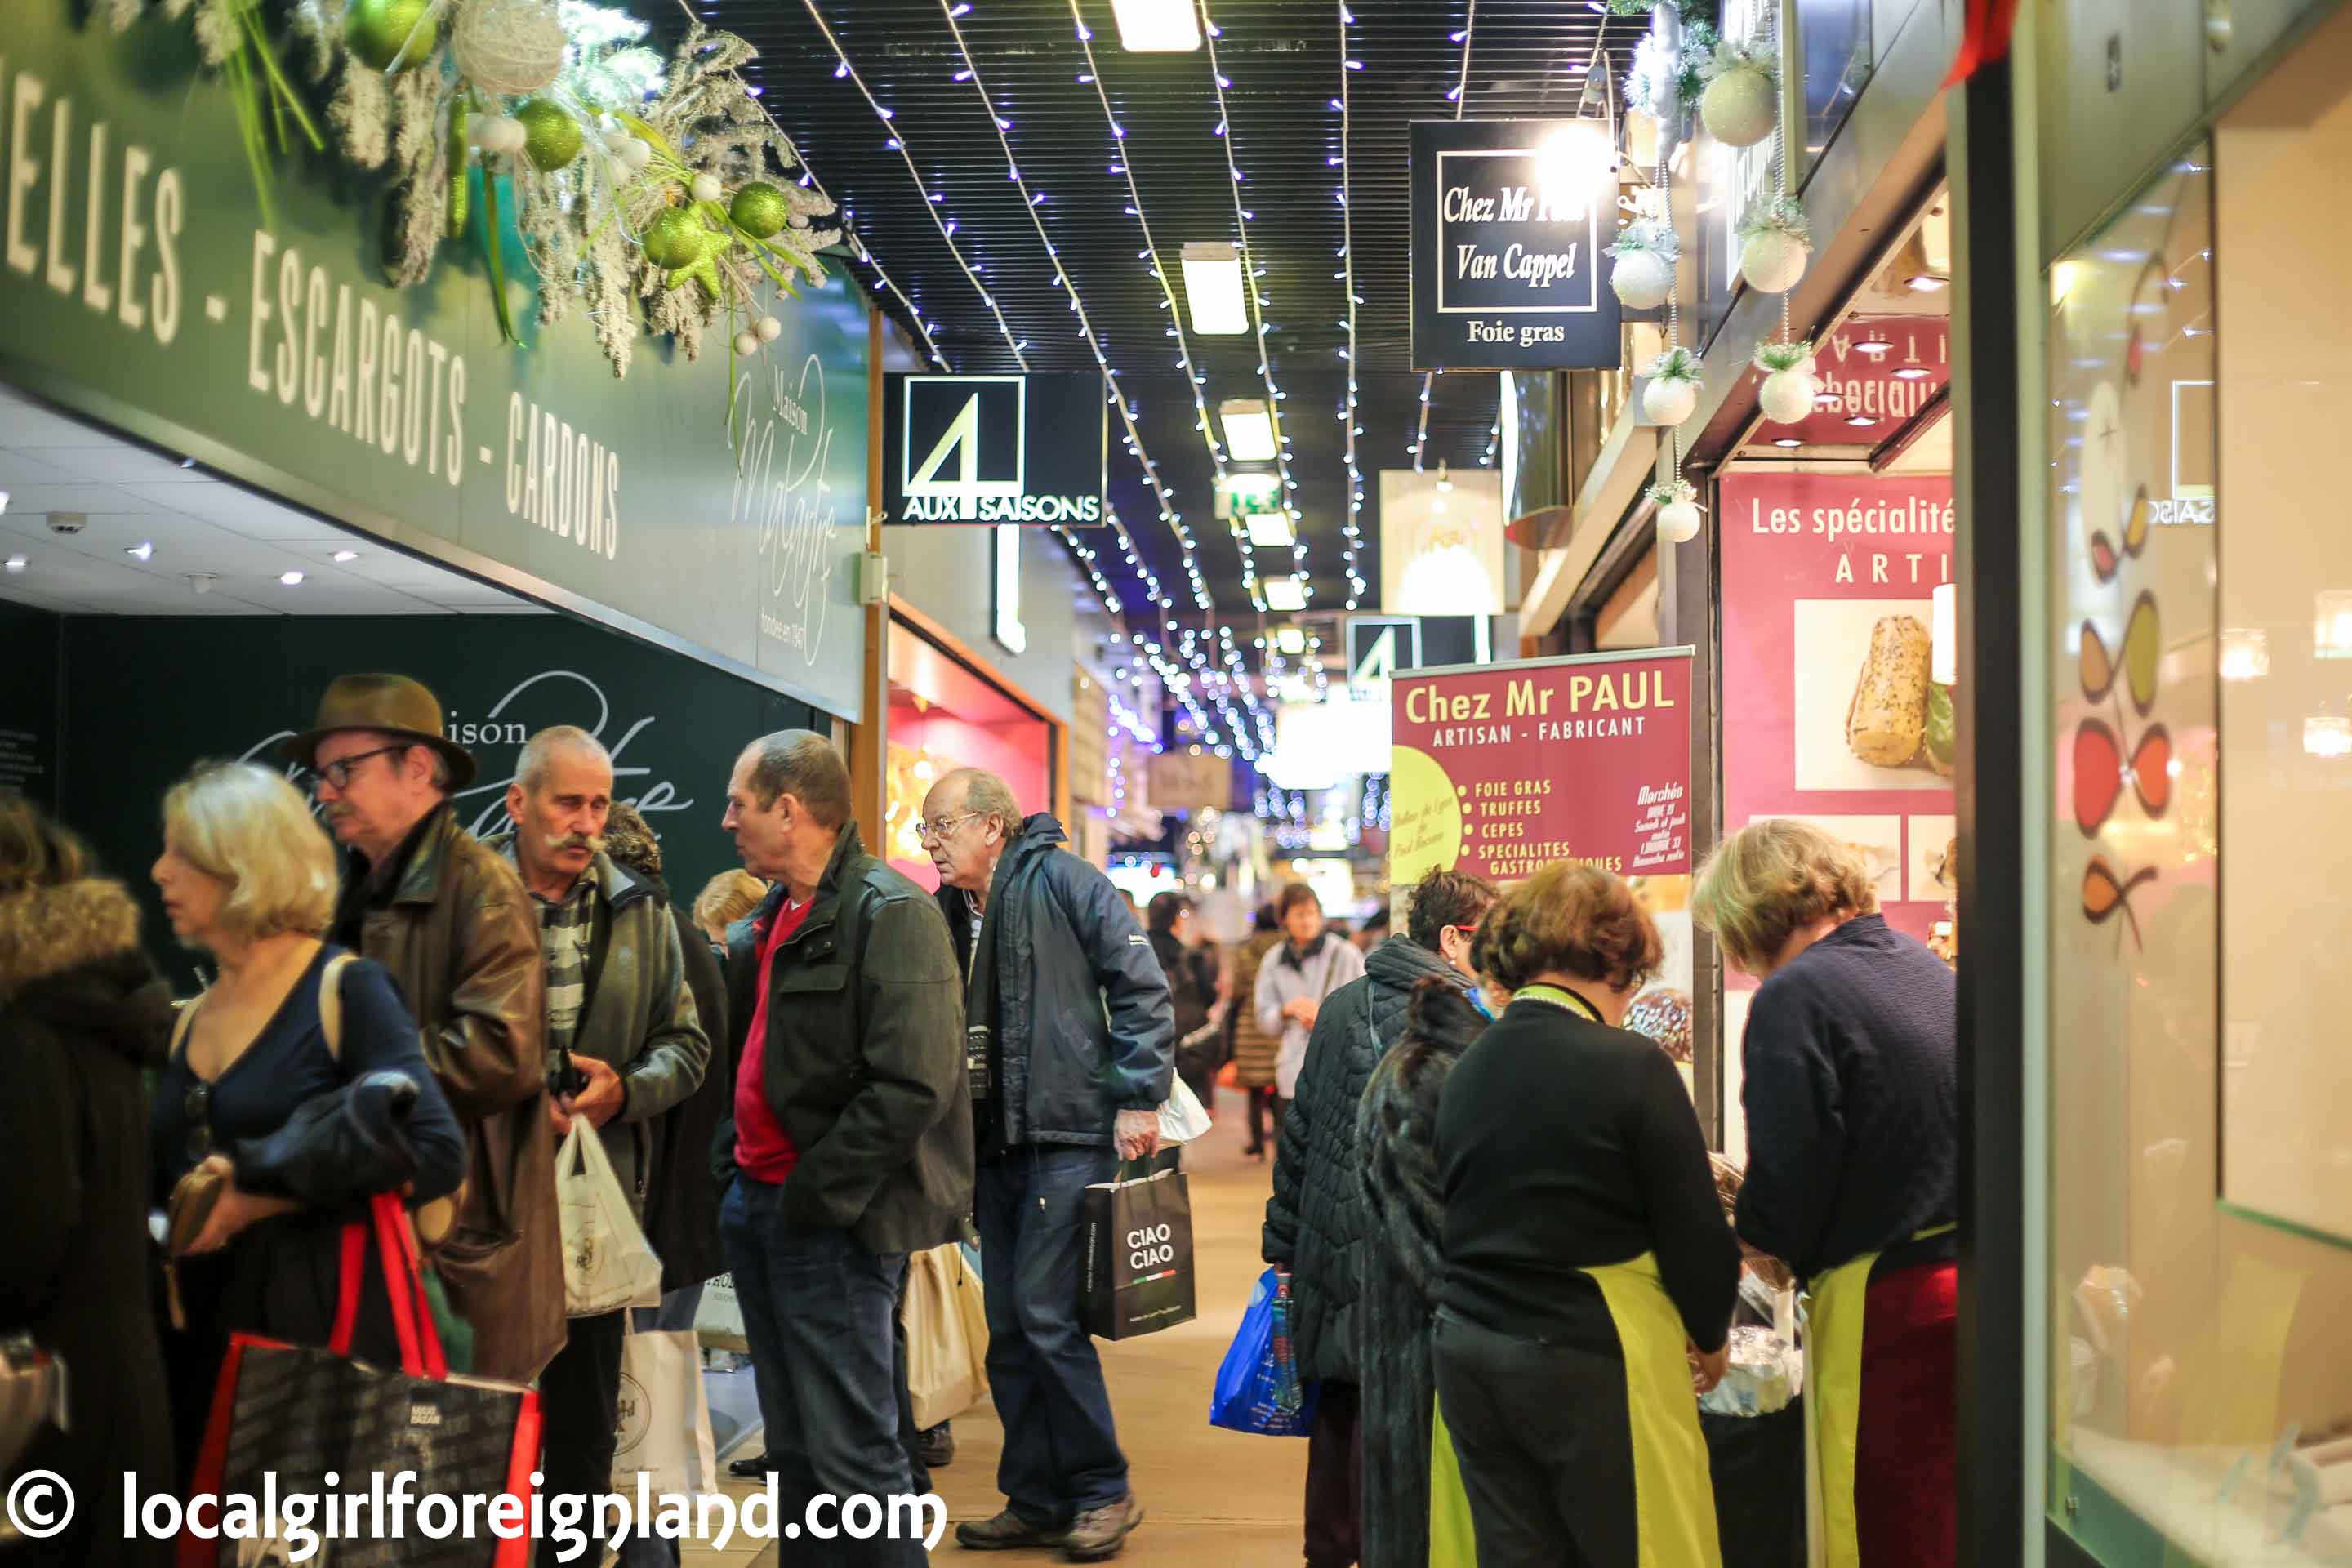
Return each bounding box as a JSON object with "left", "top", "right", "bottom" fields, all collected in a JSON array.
[
  {"left": 612, "top": 1318, "right": 719, "bottom": 1499},
  {"left": 902, "top": 1244, "right": 990, "bottom": 1431},
  {"left": 557, "top": 1123, "right": 664, "bottom": 1316},
  {"left": 693, "top": 1273, "right": 748, "bottom": 1352},
  {"left": 1156, "top": 1072, "right": 1214, "bottom": 1145}
]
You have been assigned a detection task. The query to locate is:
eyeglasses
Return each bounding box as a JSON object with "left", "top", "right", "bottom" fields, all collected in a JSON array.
[
  {"left": 915, "top": 812, "right": 983, "bottom": 844},
  {"left": 303, "top": 742, "right": 409, "bottom": 795}
]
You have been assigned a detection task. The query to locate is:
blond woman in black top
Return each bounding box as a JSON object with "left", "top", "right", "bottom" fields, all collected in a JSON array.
[{"left": 1434, "top": 862, "right": 1740, "bottom": 1568}]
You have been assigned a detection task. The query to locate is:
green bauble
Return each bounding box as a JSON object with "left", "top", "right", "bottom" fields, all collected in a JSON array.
[
  {"left": 730, "top": 181, "right": 791, "bottom": 240},
  {"left": 346, "top": 0, "right": 439, "bottom": 72},
  {"left": 514, "top": 99, "right": 583, "bottom": 173},
  {"left": 642, "top": 207, "right": 707, "bottom": 271}
]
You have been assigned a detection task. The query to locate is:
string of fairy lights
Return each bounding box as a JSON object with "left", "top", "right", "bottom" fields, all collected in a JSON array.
[
  {"left": 934, "top": 0, "right": 1214, "bottom": 613},
  {"left": 797, "top": 0, "right": 1218, "bottom": 641},
  {"left": 1062, "top": 2, "right": 1263, "bottom": 609},
  {"left": 1196, "top": 0, "right": 1313, "bottom": 607},
  {"left": 1334, "top": 2, "right": 1369, "bottom": 610},
  {"left": 1412, "top": 0, "right": 1478, "bottom": 473}
]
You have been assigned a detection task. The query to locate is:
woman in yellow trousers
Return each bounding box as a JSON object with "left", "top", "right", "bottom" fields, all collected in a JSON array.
[{"left": 1429, "top": 865, "right": 1742, "bottom": 1568}]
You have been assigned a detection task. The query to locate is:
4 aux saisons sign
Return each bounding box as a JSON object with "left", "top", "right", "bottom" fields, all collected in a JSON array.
[
  {"left": 882, "top": 373, "right": 1106, "bottom": 525},
  {"left": 1410, "top": 118, "right": 1624, "bottom": 372}
]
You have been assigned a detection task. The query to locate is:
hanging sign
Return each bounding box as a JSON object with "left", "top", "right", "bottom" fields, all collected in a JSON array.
[
  {"left": 882, "top": 373, "right": 1106, "bottom": 525},
  {"left": 1410, "top": 119, "right": 1624, "bottom": 372},
  {"left": 1389, "top": 648, "right": 1692, "bottom": 886}
]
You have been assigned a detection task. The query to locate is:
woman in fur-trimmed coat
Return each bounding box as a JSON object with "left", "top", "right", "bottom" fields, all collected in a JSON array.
[
  {"left": 0, "top": 794, "right": 176, "bottom": 1566},
  {"left": 1356, "top": 977, "right": 1492, "bottom": 1568}
]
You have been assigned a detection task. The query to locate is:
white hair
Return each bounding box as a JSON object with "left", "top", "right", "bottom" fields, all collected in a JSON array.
[{"left": 517, "top": 725, "right": 612, "bottom": 792}]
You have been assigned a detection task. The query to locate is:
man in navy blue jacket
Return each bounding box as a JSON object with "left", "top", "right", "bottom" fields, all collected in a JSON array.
[{"left": 921, "top": 768, "right": 1172, "bottom": 1563}]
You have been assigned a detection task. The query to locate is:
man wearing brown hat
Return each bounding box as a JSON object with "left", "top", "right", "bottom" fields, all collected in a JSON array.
[{"left": 287, "top": 672, "right": 565, "bottom": 1386}]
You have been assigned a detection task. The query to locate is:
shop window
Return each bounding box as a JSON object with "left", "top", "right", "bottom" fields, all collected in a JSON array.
[
  {"left": 2043, "top": 10, "right": 2352, "bottom": 1559},
  {"left": 1797, "top": 0, "right": 1873, "bottom": 177}
]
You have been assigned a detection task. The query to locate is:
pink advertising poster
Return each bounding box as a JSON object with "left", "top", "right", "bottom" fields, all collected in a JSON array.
[{"left": 1717, "top": 472, "right": 1957, "bottom": 955}]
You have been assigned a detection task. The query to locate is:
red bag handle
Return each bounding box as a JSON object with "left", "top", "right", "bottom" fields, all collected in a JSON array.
[{"left": 329, "top": 1192, "right": 448, "bottom": 1379}]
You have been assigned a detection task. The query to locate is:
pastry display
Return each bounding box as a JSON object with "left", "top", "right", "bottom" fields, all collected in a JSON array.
[
  {"left": 1846, "top": 614, "right": 1933, "bottom": 768},
  {"left": 1624, "top": 987, "right": 1694, "bottom": 1063}
]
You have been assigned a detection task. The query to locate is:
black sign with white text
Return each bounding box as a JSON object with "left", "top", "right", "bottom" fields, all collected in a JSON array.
[
  {"left": 883, "top": 373, "right": 1107, "bottom": 526},
  {"left": 1410, "top": 119, "right": 1624, "bottom": 372}
]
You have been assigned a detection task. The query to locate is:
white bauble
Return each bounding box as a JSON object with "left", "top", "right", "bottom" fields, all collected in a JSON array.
[
  {"left": 734, "top": 331, "right": 762, "bottom": 356},
  {"left": 1759, "top": 368, "right": 1819, "bottom": 424},
  {"left": 480, "top": 116, "right": 527, "bottom": 156},
  {"left": 602, "top": 127, "right": 635, "bottom": 156},
  {"left": 1611, "top": 249, "right": 1675, "bottom": 311},
  {"left": 618, "top": 137, "right": 654, "bottom": 172},
  {"left": 1700, "top": 65, "right": 1777, "bottom": 149},
  {"left": 755, "top": 315, "right": 783, "bottom": 342},
  {"left": 1658, "top": 499, "right": 1703, "bottom": 545},
  {"left": 466, "top": 115, "right": 492, "bottom": 149},
  {"left": 1644, "top": 376, "right": 1698, "bottom": 427},
  {"left": 1740, "top": 229, "right": 1810, "bottom": 294},
  {"left": 690, "top": 172, "right": 723, "bottom": 203},
  {"left": 452, "top": 0, "right": 567, "bottom": 97}
]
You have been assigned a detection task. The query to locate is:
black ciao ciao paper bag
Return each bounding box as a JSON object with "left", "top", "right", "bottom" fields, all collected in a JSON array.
[{"left": 1080, "top": 1162, "right": 1196, "bottom": 1341}]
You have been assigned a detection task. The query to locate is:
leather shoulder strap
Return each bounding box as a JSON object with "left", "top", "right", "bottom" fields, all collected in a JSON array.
[{"left": 319, "top": 951, "right": 358, "bottom": 1062}]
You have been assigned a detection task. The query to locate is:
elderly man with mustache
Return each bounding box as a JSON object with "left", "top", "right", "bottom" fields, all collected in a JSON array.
[{"left": 488, "top": 724, "right": 710, "bottom": 1568}]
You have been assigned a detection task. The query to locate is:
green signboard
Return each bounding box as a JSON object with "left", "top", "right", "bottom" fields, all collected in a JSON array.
[
  {"left": 0, "top": 4, "right": 871, "bottom": 719},
  {"left": 56, "top": 611, "right": 814, "bottom": 989}
]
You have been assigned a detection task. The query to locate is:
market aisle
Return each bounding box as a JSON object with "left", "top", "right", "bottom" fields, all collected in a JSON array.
[{"left": 683, "top": 1090, "right": 1307, "bottom": 1566}]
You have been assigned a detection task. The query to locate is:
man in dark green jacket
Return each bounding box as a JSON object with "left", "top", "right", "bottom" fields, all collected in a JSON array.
[{"left": 716, "top": 731, "right": 971, "bottom": 1567}]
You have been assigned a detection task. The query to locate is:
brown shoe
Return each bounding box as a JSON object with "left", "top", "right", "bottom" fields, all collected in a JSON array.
[
  {"left": 956, "top": 1509, "right": 1069, "bottom": 1551},
  {"left": 1063, "top": 1494, "right": 1143, "bottom": 1561}
]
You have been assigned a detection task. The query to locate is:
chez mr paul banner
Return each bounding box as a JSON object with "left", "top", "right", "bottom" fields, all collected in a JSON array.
[
  {"left": 1410, "top": 119, "right": 1624, "bottom": 372},
  {"left": 0, "top": 3, "right": 871, "bottom": 721}
]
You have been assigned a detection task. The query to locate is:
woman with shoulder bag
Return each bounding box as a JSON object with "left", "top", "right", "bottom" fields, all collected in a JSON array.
[
  {"left": 148, "top": 763, "right": 466, "bottom": 1477},
  {"left": 0, "top": 791, "right": 176, "bottom": 1566}
]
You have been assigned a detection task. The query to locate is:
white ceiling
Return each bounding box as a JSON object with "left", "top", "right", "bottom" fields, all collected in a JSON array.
[{"left": 0, "top": 386, "right": 546, "bottom": 617}]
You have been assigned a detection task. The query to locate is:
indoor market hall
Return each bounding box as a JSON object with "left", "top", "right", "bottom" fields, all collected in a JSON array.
[{"left": 8, "top": 0, "right": 2352, "bottom": 1566}]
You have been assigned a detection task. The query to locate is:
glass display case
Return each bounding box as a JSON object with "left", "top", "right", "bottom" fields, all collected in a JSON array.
[{"left": 2042, "top": 9, "right": 2352, "bottom": 1557}]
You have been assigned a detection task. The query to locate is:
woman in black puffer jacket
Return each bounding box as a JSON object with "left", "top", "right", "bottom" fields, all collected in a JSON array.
[{"left": 1263, "top": 868, "right": 1494, "bottom": 1568}]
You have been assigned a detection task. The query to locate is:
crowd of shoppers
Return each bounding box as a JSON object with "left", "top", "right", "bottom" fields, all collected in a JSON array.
[{"left": 0, "top": 657, "right": 1958, "bottom": 1568}]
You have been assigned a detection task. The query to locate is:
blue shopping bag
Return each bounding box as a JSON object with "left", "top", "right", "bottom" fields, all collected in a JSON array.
[{"left": 1209, "top": 1267, "right": 1320, "bottom": 1436}]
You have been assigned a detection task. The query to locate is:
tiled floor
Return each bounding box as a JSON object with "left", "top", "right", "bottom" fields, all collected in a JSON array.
[{"left": 680, "top": 1096, "right": 1306, "bottom": 1565}]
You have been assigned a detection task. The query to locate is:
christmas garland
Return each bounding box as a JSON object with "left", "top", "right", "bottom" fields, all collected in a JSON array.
[{"left": 107, "top": 0, "right": 840, "bottom": 384}]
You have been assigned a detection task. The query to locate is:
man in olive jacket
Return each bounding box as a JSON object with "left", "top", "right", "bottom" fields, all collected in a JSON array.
[
  {"left": 715, "top": 731, "right": 969, "bottom": 1568},
  {"left": 295, "top": 673, "right": 564, "bottom": 1388}
]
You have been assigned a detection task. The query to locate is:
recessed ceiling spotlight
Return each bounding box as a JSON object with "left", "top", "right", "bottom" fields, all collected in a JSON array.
[
  {"left": 126, "top": 541, "right": 154, "bottom": 561},
  {"left": 1846, "top": 415, "right": 1878, "bottom": 427},
  {"left": 279, "top": 569, "right": 305, "bottom": 586},
  {"left": 334, "top": 549, "right": 360, "bottom": 563},
  {"left": 1891, "top": 366, "right": 1934, "bottom": 381},
  {"left": 4, "top": 555, "right": 25, "bottom": 572},
  {"left": 1774, "top": 437, "right": 1804, "bottom": 448},
  {"left": 1853, "top": 336, "right": 1893, "bottom": 359},
  {"left": 1904, "top": 273, "right": 1949, "bottom": 292}
]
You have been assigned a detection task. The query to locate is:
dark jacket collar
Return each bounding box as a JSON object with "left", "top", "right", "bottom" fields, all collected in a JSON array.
[
  {"left": 368, "top": 803, "right": 456, "bottom": 907},
  {"left": 1365, "top": 935, "right": 1459, "bottom": 995}
]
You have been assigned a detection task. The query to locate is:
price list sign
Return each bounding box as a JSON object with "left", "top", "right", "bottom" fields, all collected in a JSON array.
[{"left": 1388, "top": 649, "right": 1693, "bottom": 886}]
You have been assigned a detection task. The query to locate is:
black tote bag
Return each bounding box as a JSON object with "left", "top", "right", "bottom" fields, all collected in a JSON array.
[{"left": 1080, "top": 1159, "right": 1196, "bottom": 1341}]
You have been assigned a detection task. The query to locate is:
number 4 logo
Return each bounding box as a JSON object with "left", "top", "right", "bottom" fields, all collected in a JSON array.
[{"left": 904, "top": 376, "right": 1026, "bottom": 521}]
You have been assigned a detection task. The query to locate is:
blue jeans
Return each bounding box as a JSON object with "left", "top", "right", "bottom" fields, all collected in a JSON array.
[
  {"left": 719, "top": 1176, "right": 923, "bottom": 1567},
  {"left": 973, "top": 1144, "right": 1129, "bottom": 1526}
]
